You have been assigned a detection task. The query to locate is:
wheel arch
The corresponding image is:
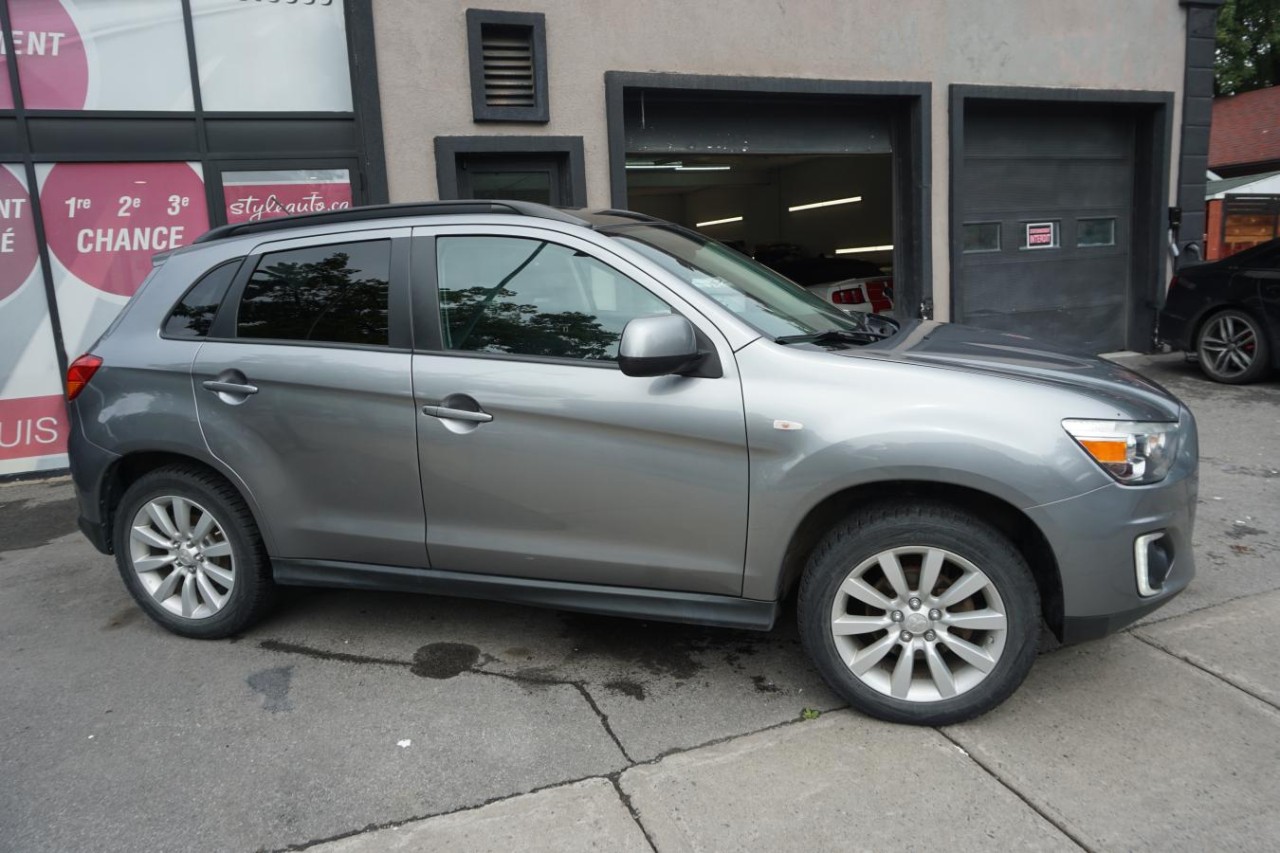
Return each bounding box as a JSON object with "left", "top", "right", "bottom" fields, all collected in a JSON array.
[
  {"left": 99, "top": 450, "right": 273, "bottom": 555},
  {"left": 777, "top": 480, "right": 1065, "bottom": 641}
]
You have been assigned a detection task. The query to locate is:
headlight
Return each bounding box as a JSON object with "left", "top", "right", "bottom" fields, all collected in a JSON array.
[{"left": 1062, "top": 419, "right": 1180, "bottom": 485}]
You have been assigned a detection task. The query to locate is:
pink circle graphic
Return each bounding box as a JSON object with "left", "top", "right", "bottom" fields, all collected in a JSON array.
[
  {"left": 9, "top": 0, "right": 89, "bottom": 110},
  {"left": 0, "top": 167, "right": 39, "bottom": 302},
  {"left": 42, "top": 163, "right": 209, "bottom": 297}
]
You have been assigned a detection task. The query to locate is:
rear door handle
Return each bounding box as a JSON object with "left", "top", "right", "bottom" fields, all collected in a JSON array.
[
  {"left": 421, "top": 405, "right": 492, "bottom": 423},
  {"left": 202, "top": 380, "right": 259, "bottom": 396}
]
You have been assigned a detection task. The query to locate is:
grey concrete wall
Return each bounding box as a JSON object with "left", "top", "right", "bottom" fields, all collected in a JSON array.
[{"left": 370, "top": 0, "right": 1188, "bottom": 319}]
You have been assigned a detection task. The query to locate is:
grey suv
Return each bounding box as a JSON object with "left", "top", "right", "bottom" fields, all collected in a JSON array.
[{"left": 66, "top": 201, "right": 1197, "bottom": 725}]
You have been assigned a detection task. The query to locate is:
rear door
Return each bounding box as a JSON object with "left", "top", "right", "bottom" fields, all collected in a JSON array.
[
  {"left": 193, "top": 229, "right": 427, "bottom": 567},
  {"left": 409, "top": 225, "right": 749, "bottom": 595}
]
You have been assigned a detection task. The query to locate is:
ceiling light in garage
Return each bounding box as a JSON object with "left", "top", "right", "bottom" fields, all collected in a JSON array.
[
  {"left": 835, "top": 244, "right": 893, "bottom": 254},
  {"left": 788, "top": 195, "right": 863, "bottom": 212},
  {"left": 696, "top": 216, "right": 744, "bottom": 227},
  {"left": 625, "top": 161, "right": 731, "bottom": 171}
]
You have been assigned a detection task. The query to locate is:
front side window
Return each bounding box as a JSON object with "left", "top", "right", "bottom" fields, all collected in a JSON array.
[
  {"left": 237, "top": 240, "right": 390, "bottom": 346},
  {"left": 436, "top": 236, "right": 671, "bottom": 361}
]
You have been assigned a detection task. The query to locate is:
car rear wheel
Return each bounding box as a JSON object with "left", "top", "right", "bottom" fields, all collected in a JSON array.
[
  {"left": 114, "top": 464, "right": 275, "bottom": 639},
  {"left": 798, "top": 501, "right": 1040, "bottom": 725},
  {"left": 1196, "top": 309, "right": 1272, "bottom": 384}
]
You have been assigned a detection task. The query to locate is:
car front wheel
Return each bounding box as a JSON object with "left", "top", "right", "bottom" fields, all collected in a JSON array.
[{"left": 798, "top": 501, "right": 1040, "bottom": 725}]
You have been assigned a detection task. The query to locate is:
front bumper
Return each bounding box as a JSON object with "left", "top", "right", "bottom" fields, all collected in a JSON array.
[{"left": 1028, "top": 408, "right": 1198, "bottom": 644}]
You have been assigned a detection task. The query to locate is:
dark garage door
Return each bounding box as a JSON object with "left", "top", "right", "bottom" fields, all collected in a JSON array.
[{"left": 955, "top": 104, "right": 1137, "bottom": 352}]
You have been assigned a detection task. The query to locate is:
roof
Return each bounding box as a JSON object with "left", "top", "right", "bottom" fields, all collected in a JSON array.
[
  {"left": 1206, "top": 169, "right": 1280, "bottom": 199},
  {"left": 1210, "top": 87, "right": 1280, "bottom": 172}
]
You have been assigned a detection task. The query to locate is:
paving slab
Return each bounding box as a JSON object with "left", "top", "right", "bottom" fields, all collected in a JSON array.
[
  {"left": 1135, "top": 590, "right": 1280, "bottom": 708},
  {"left": 0, "top": 536, "right": 628, "bottom": 853},
  {"left": 945, "top": 634, "right": 1280, "bottom": 852},
  {"left": 620, "top": 710, "right": 1075, "bottom": 853},
  {"left": 308, "top": 777, "right": 650, "bottom": 853}
]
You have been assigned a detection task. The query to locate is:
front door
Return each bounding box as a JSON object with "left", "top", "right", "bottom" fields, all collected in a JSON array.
[
  {"left": 194, "top": 230, "right": 427, "bottom": 567},
  {"left": 410, "top": 226, "right": 749, "bottom": 595}
]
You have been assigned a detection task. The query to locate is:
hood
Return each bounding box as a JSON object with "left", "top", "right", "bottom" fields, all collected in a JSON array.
[{"left": 847, "top": 320, "right": 1184, "bottom": 421}]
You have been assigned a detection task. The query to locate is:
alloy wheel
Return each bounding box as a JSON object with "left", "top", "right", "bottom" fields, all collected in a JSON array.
[
  {"left": 828, "top": 546, "right": 1008, "bottom": 703},
  {"left": 1199, "top": 313, "right": 1258, "bottom": 380},
  {"left": 128, "top": 496, "right": 235, "bottom": 619}
]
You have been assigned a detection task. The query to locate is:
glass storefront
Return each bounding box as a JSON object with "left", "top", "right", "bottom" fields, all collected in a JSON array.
[{"left": 0, "top": 0, "right": 369, "bottom": 475}]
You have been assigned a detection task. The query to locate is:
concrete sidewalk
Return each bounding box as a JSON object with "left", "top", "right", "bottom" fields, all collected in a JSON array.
[{"left": 310, "top": 591, "right": 1280, "bottom": 853}]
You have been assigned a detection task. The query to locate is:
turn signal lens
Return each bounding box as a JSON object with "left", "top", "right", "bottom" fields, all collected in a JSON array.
[
  {"left": 1063, "top": 419, "right": 1180, "bottom": 485},
  {"left": 66, "top": 354, "right": 103, "bottom": 401}
]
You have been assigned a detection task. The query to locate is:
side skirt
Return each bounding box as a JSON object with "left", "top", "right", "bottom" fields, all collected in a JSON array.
[{"left": 273, "top": 559, "right": 780, "bottom": 631}]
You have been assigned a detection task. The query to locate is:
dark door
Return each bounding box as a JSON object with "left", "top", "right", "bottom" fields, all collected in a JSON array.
[{"left": 956, "top": 104, "right": 1137, "bottom": 352}]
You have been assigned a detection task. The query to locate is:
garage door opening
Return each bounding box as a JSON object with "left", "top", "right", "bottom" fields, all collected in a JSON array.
[{"left": 625, "top": 153, "right": 896, "bottom": 313}]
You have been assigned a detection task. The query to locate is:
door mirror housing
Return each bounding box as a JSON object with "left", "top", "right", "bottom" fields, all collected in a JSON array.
[{"left": 618, "top": 314, "right": 704, "bottom": 377}]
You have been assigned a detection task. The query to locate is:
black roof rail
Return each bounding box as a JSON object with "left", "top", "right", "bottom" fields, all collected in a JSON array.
[
  {"left": 193, "top": 200, "right": 589, "bottom": 244},
  {"left": 591, "top": 209, "right": 660, "bottom": 223}
]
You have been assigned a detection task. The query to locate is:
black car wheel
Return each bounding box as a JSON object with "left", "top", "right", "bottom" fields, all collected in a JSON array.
[{"left": 1195, "top": 309, "right": 1272, "bottom": 384}]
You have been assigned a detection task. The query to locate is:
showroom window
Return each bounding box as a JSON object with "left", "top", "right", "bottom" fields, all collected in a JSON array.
[
  {"left": 237, "top": 240, "right": 391, "bottom": 347},
  {"left": 465, "top": 9, "right": 549, "bottom": 123},
  {"left": 0, "top": 0, "right": 380, "bottom": 476},
  {"left": 436, "top": 236, "right": 670, "bottom": 361}
]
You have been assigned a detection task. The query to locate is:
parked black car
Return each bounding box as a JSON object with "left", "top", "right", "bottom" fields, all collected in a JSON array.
[{"left": 1158, "top": 239, "right": 1280, "bottom": 384}]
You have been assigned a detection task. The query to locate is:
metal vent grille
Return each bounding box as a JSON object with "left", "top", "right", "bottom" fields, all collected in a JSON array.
[{"left": 481, "top": 24, "right": 536, "bottom": 108}]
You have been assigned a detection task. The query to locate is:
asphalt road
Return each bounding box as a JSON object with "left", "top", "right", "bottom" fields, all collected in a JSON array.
[{"left": 1, "top": 353, "right": 1277, "bottom": 852}]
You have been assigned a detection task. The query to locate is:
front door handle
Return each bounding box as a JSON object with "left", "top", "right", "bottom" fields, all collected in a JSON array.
[
  {"left": 422, "top": 405, "right": 492, "bottom": 423},
  {"left": 203, "top": 380, "right": 259, "bottom": 396}
]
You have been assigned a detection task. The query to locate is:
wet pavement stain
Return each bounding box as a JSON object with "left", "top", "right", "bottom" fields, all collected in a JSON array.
[
  {"left": 751, "top": 675, "right": 782, "bottom": 694},
  {"left": 247, "top": 665, "right": 294, "bottom": 712},
  {"left": 558, "top": 613, "right": 769, "bottom": 681},
  {"left": 603, "top": 678, "right": 646, "bottom": 701},
  {"left": 102, "top": 607, "right": 139, "bottom": 631},
  {"left": 411, "top": 642, "right": 481, "bottom": 679},
  {"left": 0, "top": 497, "right": 78, "bottom": 553}
]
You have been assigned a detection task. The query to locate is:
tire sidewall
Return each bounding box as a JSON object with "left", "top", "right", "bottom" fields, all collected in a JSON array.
[
  {"left": 799, "top": 506, "right": 1040, "bottom": 726},
  {"left": 114, "top": 469, "right": 263, "bottom": 639}
]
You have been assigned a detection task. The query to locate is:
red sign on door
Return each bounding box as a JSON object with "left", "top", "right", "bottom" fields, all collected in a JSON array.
[{"left": 1025, "top": 222, "right": 1056, "bottom": 249}]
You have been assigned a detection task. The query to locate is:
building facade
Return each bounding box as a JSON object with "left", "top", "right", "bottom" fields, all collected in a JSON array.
[{"left": 0, "top": 0, "right": 1222, "bottom": 476}]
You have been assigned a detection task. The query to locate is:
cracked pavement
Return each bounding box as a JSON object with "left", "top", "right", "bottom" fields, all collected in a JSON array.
[{"left": 1, "top": 353, "right": 1278, "bottom": 852}]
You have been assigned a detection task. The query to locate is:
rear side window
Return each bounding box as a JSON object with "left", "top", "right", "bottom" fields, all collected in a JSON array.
[
  {"left": 162, "top": 259, "right": 241, "bottom": 339},
  {"left": 237, "top": 240, "right": 391, "bottom": 346}
]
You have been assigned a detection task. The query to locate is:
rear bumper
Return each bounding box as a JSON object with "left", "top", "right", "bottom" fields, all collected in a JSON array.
[
  {"left": 67, "top": 405, "right": 120, "bottom": 555},
  {"left": 1028, "top": 407, "right": 1198, "bottom": 644}
]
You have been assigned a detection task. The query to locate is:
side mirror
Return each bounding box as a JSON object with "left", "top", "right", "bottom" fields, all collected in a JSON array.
[{"left": 618, "top": 314, "right": 704, "bottom": 377}]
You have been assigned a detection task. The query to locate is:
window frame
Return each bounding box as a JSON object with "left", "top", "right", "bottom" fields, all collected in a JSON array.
[
  {"left": 465, "top": 9, "right": 550, "bottom": 123},
  {"left": 408, "top": 224, "right": 725, "bottom": 374},
  {"left": 434, "top": 136, "right": 586, "bottom": 207},
  {"left": 207, "top": 227, "right": 412, "bottom": 351},
  {"left": 960, "top": 221, "right": 1002, "bottom": 254}
]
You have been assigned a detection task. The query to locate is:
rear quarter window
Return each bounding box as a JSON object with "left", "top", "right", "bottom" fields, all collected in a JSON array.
[{"left": 162, "top": 259, "right": 242, "bottom": 339}]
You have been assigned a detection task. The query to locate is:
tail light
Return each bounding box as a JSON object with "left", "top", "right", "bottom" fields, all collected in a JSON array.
[
  {"left": 832, "top": 288, "right": 866, "bottom": 305},
  {"left": 66, "top": 354, "right": 103, "bottom": 401},
  {"left": 866, "top": 278, "right": 894, "bottom": 313}
]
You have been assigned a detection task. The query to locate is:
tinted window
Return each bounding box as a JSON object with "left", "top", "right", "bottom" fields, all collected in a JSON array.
[
  {"left": 1077, "top": 218, "right": 1116, "bottom": 247},
  {"left": 436, "top": 236, "right": 671, "bottom": 361},
  {"left": 962, "top": 222, "right": 1000, "bottom": 253},
  {"left": 237, "top": 240, "right": 391, "bottom": 346},
  {"left": 163, "top": 259, "right": 240, "bottom": 339}
]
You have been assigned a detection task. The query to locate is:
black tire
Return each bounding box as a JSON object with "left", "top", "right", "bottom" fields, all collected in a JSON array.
[
  {"left": 113, "top": 464, "right": 275, "bottom": 639},
  {"left": 1195, "top": 308, "right": 1272, "bottom": 385},
  {"left": 798, "top": 501, "right": 1040, "bottom": 726}
]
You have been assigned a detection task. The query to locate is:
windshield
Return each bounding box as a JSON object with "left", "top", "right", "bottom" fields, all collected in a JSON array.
[{"left": 604, "top": 223, "right": 877, "bottom": 340}]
